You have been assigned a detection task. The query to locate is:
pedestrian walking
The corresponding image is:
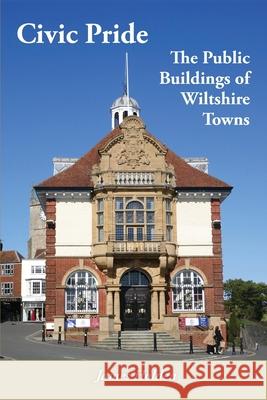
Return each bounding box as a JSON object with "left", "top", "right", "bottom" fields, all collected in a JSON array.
[
  {"left": 203, "top": 325, "right": 215, "bottom": 354},
  {"left": 214, "top": 326, "right": 224, "bottom": 354}
]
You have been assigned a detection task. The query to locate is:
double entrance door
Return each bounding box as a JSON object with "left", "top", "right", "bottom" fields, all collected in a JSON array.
[{"left": 120, "top": 286, "right": 150, "bottom": 330}]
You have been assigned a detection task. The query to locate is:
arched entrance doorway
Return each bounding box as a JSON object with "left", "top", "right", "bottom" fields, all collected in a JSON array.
[{"left": 120, "top": 270, "right": 151, "bottom": 331}]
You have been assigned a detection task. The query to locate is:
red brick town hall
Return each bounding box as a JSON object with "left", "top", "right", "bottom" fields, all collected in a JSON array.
[{"left": 33, "top": 88, "right": 232, "bottom": 346}]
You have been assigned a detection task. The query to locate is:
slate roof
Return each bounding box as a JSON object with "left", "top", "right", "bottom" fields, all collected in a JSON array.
[{"left": 35, "top": 126, "right": 232, "bottom": 190}]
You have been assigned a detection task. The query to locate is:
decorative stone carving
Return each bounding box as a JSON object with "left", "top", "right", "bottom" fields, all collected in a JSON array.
[{"left": 117, "top": 118, "right": 150, "bottom": 169}]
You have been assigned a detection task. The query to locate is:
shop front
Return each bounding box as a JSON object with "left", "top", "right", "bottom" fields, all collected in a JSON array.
[
  {"left": 22, "top": 301, "right": 45, "bottom": 322},
  {"left": 0, "top": 298, "right": 22, "bottom": 322}
]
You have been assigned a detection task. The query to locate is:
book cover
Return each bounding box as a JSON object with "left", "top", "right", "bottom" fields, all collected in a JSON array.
[{"left": 1, "top": 0, "right": 266, "bottom": 399}]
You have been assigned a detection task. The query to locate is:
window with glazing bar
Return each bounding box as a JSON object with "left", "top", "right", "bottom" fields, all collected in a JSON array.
[
  {"left": 165, "top": 198, "right": 173, "bottom": 241},
  {"left": 115, "top": 197, "right": 155, "bottom": 241},
  {"left": 97, "top": 198, "right": 104, "bottom": 242}
]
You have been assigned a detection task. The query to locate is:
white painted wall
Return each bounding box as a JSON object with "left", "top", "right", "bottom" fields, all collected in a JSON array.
[
  {"left": 176, "top": 200, "right": 213, "bottom": 256},
  {"left": 56, "top": 200, "right": 92, "bottom": 256},
  {"left": 21, "top": 259, "right": 46, "bottom": 322}
]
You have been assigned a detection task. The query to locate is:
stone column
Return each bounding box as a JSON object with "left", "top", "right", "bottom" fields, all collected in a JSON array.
[
  {"left": 114, "top": 290, "right": 121, "bottom": 331},
  {"left": 159, "top": 290, "right": 166, "bottom": 321},
  {"left": 151, "top": 290, "right": 159, "bottom": 322},
  {"left": 106, "top": 290, "right": 113, "bottom": 315},
  {"left": 114, "top": 291, "right": 120, "bottom": 321}
]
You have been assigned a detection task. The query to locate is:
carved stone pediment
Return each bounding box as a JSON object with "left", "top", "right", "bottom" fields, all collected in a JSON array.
[
  {"left": 94, "top": 116, "right": 175, "bottom": 185},
  {"left": 99, "top": 116, "right": 166, "bottom": 156},
  {"left": 117, "top": 120, "right": 150, "bottom": 169},
  {"left": 118, "top": 118, "right": 152, "bottom": 168}
]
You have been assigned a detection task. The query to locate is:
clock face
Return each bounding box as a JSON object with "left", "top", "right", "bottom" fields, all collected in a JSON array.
[{"left": 39, "top": 209, "right": 46, "bottom": 221}]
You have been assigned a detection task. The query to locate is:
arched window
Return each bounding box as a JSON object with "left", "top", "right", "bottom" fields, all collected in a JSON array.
[
  {"left": 65, "top": 270, "right": 98, "bottom": 313},
  {"left": 172, "top": 270, "right": 204, "bottom": 312},
  {"left": 115, "top": 198, "right": 155, "bottom": 241},
  {"left": 126, "top": 201, "right": 144, "bottom": 209},
  {"left": 121, "top": 270, "right": 150, "bottom": 287},
  {"left": 123, "top": 110, "right": 128, "bottom": 119},
  {"left": 114, "top": 112, "right": 119, "bottom": 127}
]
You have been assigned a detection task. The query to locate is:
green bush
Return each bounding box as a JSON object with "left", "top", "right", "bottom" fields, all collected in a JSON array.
[
  {"left": 228, "top": 312, "right": 240, "bottom": 343},
  {"left": 224, "top": 279, "right": 267, "bottom": 322}
]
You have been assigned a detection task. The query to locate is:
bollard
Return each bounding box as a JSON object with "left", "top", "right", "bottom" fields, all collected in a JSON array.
[
  {"left": 189, "top": 335, "right": 194, "bottom": 354},
  {"left": 42, "top": 324, "right": 46, "bottom": 342},
  {"left": 84, "top": 328, "right": 88, "bottom": 347},
  {"left": 153, "top": 332, "right": 157, "bottom": 352},
  {"left": 240, "top": 337, "right": 244, "bottom": 354},
  {"left": 118, "top": 331, "right": 121, "bottom": 350},
  {"left": 58, "top": 326, "right": 62, "bottom": 344},
  {"left": 232, "top": 340, "right": 236, "bottom": 355}
]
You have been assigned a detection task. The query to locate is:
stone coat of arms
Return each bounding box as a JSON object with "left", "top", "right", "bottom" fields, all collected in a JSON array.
[{"left": 117, "top": 122, "right": 150, "bottom": 169}]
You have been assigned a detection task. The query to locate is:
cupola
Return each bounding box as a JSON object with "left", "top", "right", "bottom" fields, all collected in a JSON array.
[{"left": 110, "top": 53, "right": 140, "bottom": 129}]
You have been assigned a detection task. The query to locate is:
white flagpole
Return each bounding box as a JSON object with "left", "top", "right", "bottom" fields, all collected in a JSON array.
[{"left": 126, "top": 52, "right": 130, "bottom": 113}]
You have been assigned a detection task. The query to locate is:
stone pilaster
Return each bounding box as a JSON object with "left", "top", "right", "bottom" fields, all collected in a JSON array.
[
  {"left": 151, "top": 290, "right": 158, "bottom": 323},
  {"left": 106, "top": 290, "right": 113, "bottom": 315},
  {"left": 159, "top": 290, "right": 166, "bottom": 321},
  {"left": 113, "top": 290, "right": 121, "bottom": 331}
]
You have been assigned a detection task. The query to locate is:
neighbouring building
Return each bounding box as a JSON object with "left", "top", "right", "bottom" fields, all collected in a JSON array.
[
  {"left": 21, "top": 259, "right": 46, "bottom": 322},
  {"left": 0, "top": 250, "right": 24, "bottom": 322},
  {"left": 33, "top": 90, "right": 232, "bottom": 345},
  {"left": 28, "top": 191, "right": 46, "bottom": 259}
]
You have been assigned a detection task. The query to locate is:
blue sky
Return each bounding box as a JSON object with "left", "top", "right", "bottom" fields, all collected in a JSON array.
[{"left": 1, "top": 0, "right": 267, "bottom": 282}]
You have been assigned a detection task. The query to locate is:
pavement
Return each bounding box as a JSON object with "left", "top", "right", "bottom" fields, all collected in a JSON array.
[{"left": 0, "top": 321, "right": 265, "bottom": 360}]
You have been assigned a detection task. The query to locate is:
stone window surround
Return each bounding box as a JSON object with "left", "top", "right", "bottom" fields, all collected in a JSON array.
[
  {"left": 97, "top": 198, "right": 104, "bottom": 242},
  {"left": 114, "top": 196, "right": 155, "bottom": 241},
  {"left": 92, "top": 191, "right": 178, "bottom": 247},
  {"left": 165, "top": 198, "right": 173, "bottom": 241}
]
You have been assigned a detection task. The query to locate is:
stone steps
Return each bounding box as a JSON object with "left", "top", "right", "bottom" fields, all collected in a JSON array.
[{"left": 94, "top": 331, "right": 205, "bottom": 353}]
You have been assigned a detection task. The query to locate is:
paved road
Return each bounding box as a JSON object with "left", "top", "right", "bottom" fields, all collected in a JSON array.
[{"left": 0, "top": 322, "right": 265, "bottom": 360}]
